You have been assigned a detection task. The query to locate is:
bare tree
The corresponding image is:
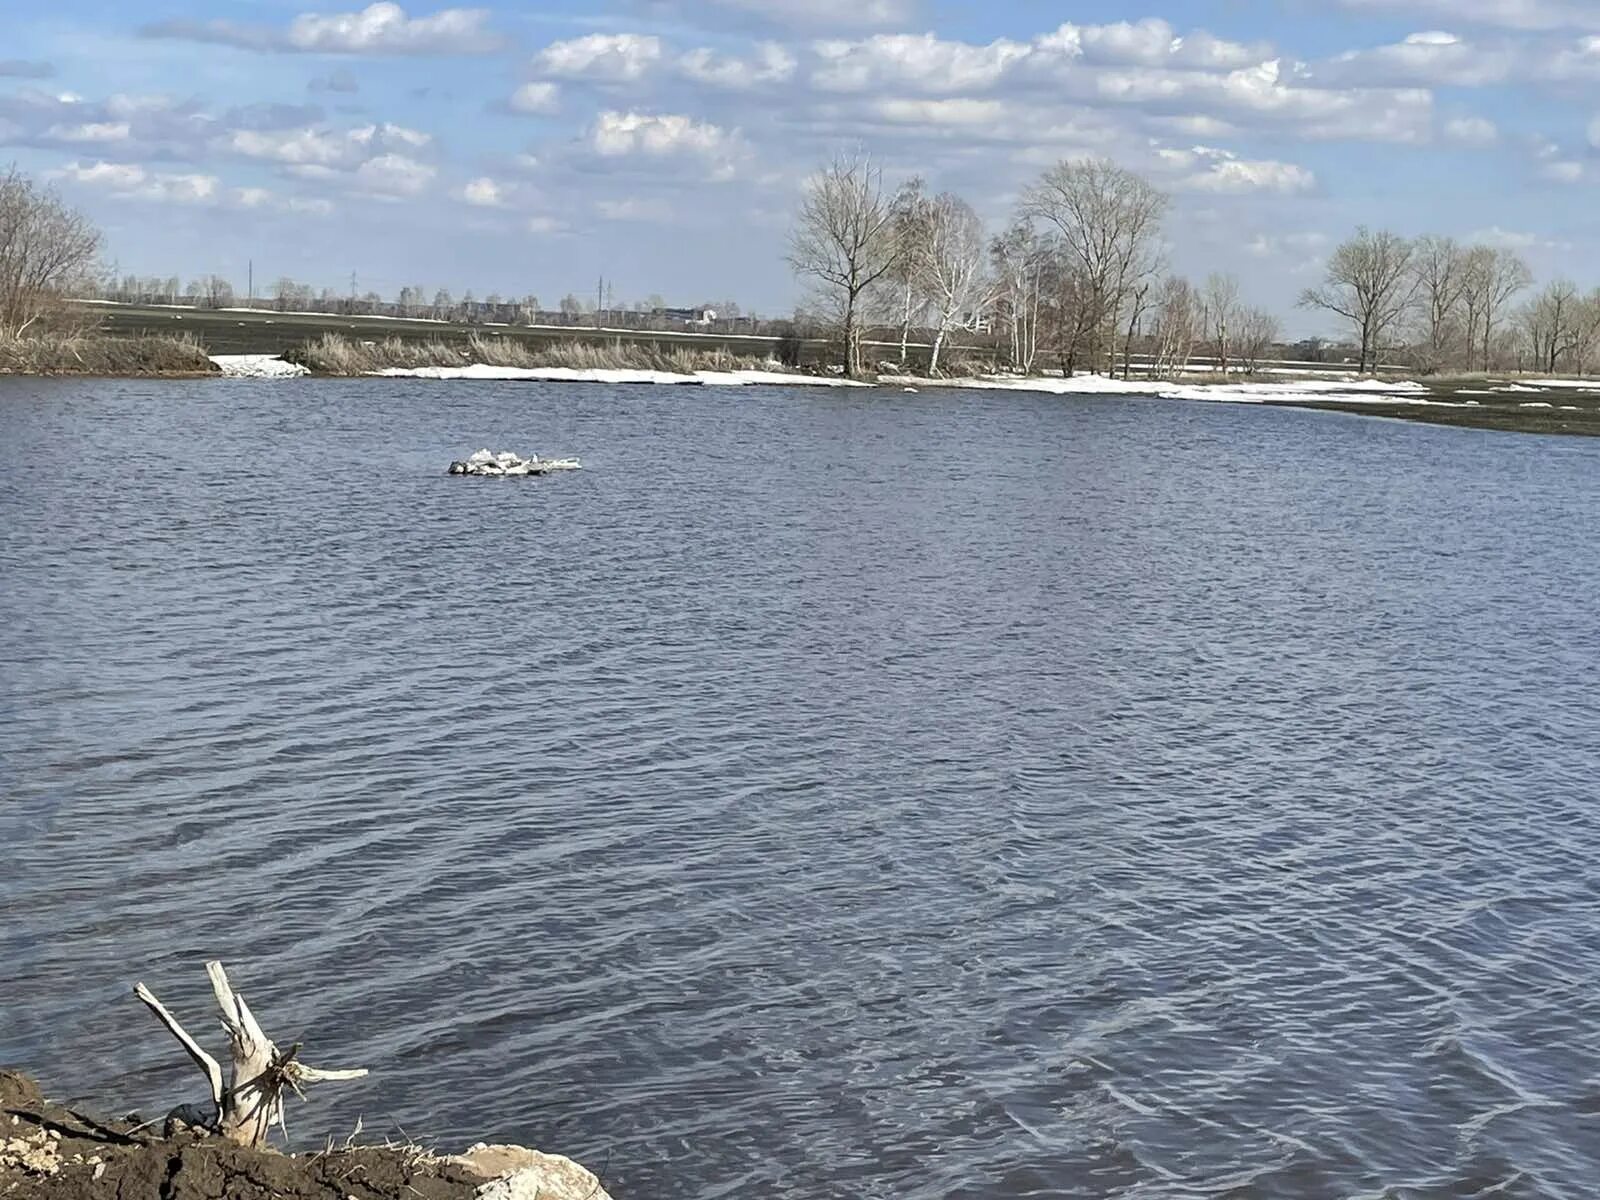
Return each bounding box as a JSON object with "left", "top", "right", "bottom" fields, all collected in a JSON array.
[
  {"left": 1237, "top": 307, "right": 1280, "bottom": 375},
  {"left": 1149, "top": 275, "right": 1199, "bottom": 378},
  {"left": 1409, "top": 235, "right": 1469, "bottom": 374},
  {"left": 788, "top": 149, "right": 901, "bottom": 378},
  {"left": 0, "top": 166, "right": 101, "bottom": 336},
  {"left": 1521, "top": 280, "right": 1584, "bottom": 374},
  {"left": 888, "top": 177, "right": 930, "bottom": 366},
  {"left": 1022, "top": 159, "right": 1167, "bottom": 375},
  {"left": 1461, "top": 245, "right": 1532, "bottom": 373},
  {"left": 990, "top": 220, "right": 1046, "bottom": 373},
  {"left": 1202, "top": 273, "right": 1242, "bottom": 377},
  {"left": 914, "top": 191, "right": 991, "bottom": 375},
  {"left": 1299, "top": 228, "right": 1416, "bottom": 373}
]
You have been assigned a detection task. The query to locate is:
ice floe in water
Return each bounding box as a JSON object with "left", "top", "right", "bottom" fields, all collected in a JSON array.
[{"left": 210, "top": 354, "right": 309, "bottom": 378}]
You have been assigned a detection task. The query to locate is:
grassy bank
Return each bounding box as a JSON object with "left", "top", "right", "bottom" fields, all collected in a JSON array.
[
  {"left": 0, "top": 332, "right": 217, "bottom": 377},
  {"left": 287, "top": 332, "right": 776, "bottom": 376}
]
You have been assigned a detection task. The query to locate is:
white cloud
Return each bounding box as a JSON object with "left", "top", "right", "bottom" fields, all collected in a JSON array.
[
  {"left": 812, "top": 33, "right": 1031, "bottom": 93},
  {"left": 534, "top": 34, "right": 662, "bottom": 81},
  {"left": 678, "top": 42, "right": 796, "bottom": 88},
  {"left": 354, "top": 152, "right": 436, "bottom": 195},
  {"left": 1159, "top": 145, "right": 1317, "bottom": 193},
  {"left": 1335, "top": 0, "right": 1600, "bottom": 32},
  {"left": 460, "top": 176, "right": 505, "bottom": 206},
  {"left": 700, "top": 0, "right": 914, "bottom": 29},
  {"left": 874, "top": 98, "right": 1007, "bottom": 126},
  {"left": 288, "top": 3, "right": 500, "bottom": 53},
  {"left": 1444, "top": 115, "right": 1499, "bottom": 144},
  {"left": 508, "top": 82, "right": 560, "bottom": 114},
  {"left": 45, "top": 121, "right": 131, "bottom": 142},
  {"left": 1317, "top": 30, "right": 1511, "bottom": 86},
  {"left": 588, "top": 111, "right": 745, "bottom": 179},
  {"left": 54, "top": 160, "right": 220, "bottom": 204},
  {"left": 1540, "top": 159, "right": 1585, "bottom": 182},
  {"left": 226, "top": 122, "right": 429, "bottom": 168},
  {"left": 526, "top": 215, "right": 565, "bottom": 234},
  {"left": 142, "top": 3, "right": 502, "bottom": 54}
]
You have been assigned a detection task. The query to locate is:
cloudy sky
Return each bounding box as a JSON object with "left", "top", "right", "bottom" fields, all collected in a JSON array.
[{"left": 2, "top": 0, "right": 1595, "bottom": 330}]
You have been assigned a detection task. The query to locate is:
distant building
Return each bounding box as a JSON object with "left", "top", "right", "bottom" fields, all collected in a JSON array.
[{"left": 652, "top": 306, "right": 716, "bottom": 326}]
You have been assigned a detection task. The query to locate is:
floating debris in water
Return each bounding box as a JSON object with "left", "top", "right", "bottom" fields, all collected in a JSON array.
[{"left": 447, "top": 449, "right": 582, "bottom": 477}]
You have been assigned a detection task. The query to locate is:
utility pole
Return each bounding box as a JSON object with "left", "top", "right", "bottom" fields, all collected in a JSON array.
[{"left": 248, "top": 259, "right": 253, "bottom": 304}]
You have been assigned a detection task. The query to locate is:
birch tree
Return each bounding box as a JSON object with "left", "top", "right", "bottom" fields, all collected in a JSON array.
[
  {"left": 915, "top": 191, "right": 991, "bottom": 375},
  {"left": 888, "top": 178, "right": 931, "bottom": 366},
  {"left": 0, "top": 166, "right": 101, "bottom": 336},
  {"left": 1299, "top": 228, "right": 1416, "bottom": 373},
  {"left": 1202, "top": 273, "right": 1241, "bottom": 377},
  {"left": 1237, "top": 307, "right": 1280, "bottom": 375},
  {"left": 990, "top": 220, "right": 1045, "bottom": 373},
  {"left": 1022, "top": 159, "right": 1167, "bottom": 374},
  {"left": 789, "top": 149, "right": 901, "bottom": 378},
  {"left": 1149, "top": 276, "right": 1199, "bottom": 378}
]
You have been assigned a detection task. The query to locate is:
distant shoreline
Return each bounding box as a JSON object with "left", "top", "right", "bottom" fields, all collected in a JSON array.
[{"left": 5, "top": 327, "right": 1597, "bottom": 438}]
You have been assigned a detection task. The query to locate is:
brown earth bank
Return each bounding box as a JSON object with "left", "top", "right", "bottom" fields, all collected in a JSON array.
[{"left": 0, "top": 1071, "right": 609, "bottom": 1200}]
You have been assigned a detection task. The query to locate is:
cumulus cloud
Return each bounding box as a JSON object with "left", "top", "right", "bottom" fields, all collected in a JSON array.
[
  {"left": 812, "top": 33, "right": 1031, "bottom": 93},
  {"left": 141, "top": 3, "right": 503, "bottom": 55},
  {"left": 588, "top": 110, "right": 746, "bottom": 179},
  {"left": 459, "top": 176, "right": 506, "bottom": 205},
  {"left": 55, "top": 160, "right": 221, "bottom": 204},
  {"left": 508, "top": 82, "right": 560, "bottom": 114},
  {"left": 354, "top": 152, "right": 435, "bottom": 195},
  {"left": 1444, "top": 115, "right": 1499, "bottom": 144},
  {"left": 1317, "top": 30, "right": 1513, "bottom": 86},
  {"left": 678, "top": 42, "right": 797, "bottom": 88},
  {"left": 1159, "top": 145, "right": 1317, "bottom": 193},
  {"left": 534, "top": 34, "right": 662, "bottom": 81}
]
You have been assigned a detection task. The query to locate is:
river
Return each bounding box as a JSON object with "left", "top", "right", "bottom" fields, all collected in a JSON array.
[{"left": 3, "top": 377, "right": 1600, "bottom": 1198}]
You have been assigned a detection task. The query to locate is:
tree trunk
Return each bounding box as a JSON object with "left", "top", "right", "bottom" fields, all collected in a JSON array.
[
  {"left": 843, "top": 291, "right": 858, "bottom": 378},
  {"left": 930, "top": 325, "right": 947, "bottom": 375},
  {"left": 134, "top": 961, "right": 367, "bottom": 1148}
]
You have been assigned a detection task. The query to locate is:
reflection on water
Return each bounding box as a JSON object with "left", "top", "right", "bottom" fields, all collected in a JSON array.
[{"left": 4, "top": 377, "right": 1600, "bottom": 1199}]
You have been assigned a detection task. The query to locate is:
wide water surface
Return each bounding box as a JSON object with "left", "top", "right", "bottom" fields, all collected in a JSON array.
[{"left": 3, "top": 379, "right": 1600, "bottom": 1198}]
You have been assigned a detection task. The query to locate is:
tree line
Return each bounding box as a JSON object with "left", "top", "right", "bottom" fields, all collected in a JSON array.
[{"left": 788, "top": 149, "right": 1584, "bottom": 380}]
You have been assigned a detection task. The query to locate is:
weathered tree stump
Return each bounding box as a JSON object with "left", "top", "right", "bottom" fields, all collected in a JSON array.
[{"left": 133, "top": 960, "right": 366, "bottom": 1148}]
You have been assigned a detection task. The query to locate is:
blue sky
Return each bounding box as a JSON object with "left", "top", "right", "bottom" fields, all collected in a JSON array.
[{"left": 3, "top": 0, "right": 1596, "bottom": 332}]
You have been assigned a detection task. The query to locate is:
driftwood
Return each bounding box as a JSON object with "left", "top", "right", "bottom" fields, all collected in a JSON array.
[{"left": 132, "top": 960, "right": 367, "bottom": 1148}]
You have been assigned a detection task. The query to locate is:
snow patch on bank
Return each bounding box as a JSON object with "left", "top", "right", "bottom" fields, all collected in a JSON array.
[
  {"left": 892, "top": 373, "right": 1432, "bottom": 405},
  {"left": 372, "top": 364, "right": 871, "bottom": 387},
  {"left": 210, "top": 354, "right": 309, "bottom": 378}
]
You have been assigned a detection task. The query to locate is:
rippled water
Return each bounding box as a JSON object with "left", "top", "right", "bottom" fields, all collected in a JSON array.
[{"left": 4, "top": 377, "right": 1600, "bottom": 1199}]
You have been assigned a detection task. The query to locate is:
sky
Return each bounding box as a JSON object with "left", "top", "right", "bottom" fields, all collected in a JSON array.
[{"left": 2, "top": 0, "right": 1597, "bottom": 334}]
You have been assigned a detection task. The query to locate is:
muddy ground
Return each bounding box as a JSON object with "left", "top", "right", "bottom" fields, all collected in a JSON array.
[{"left": 0, "top": 1070, "right": 487, "bottom": 1200}]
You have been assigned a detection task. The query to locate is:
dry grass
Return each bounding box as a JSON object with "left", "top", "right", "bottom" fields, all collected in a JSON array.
[
  {"left": 286, "top": 332, "right": 774, "bottom": 376},
  {"left": 0, "top": 331, "right": 216, "bottom": 376}
]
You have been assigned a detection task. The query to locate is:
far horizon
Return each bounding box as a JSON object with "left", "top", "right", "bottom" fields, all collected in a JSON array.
[{"left": 3, "top": 0, "right": 1594, "bottom": 339}]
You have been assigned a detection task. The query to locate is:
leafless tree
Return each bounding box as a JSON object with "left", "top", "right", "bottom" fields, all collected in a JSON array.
[
  {"left": 888, "top": 177, "right": 931, "bottom": 366},
  {"left": 1149, "top": 276, "right": 1199, "bottom": 378},
  {"left": 1409, "top": 235, "right": 1469, "bottom": 374},
  {"left": 1299, "top": 228, "right": 1416, "bottom": 373},
  {"left": 1022, "top": 158, "right": 1167, "bottom": 375},
  {"left": 1461, "top": 246, "right": 1532, "bottom": 373},
  {"left": 788, "top": 149, "right": 901, "bottom": 378},
  {"left": 1520, "top": 280, "right": 1586, "bottom": 374},
  {"left": 914, "top": 191, "right": 992, "bottom": 375},
  {"left": 990, "top": 220, "right": 1046, "bottom": 373},
  {"left": 1202, "top": 273, "right": 1242, "bottom": 377},
  {"left": 1237, "top": 307, "right": 1281, "bottom": 375},
  {"left": 0, "top": 166, "right": 101, "bottom": 336}
]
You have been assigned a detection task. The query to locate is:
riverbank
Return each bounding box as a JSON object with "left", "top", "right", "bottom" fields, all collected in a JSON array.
[
  {"left": 0, "top": 1070, "right": 610, "bottom": 1200},
  {"left": 0, "top": 333, "right": 217, "bottom": 377}
]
